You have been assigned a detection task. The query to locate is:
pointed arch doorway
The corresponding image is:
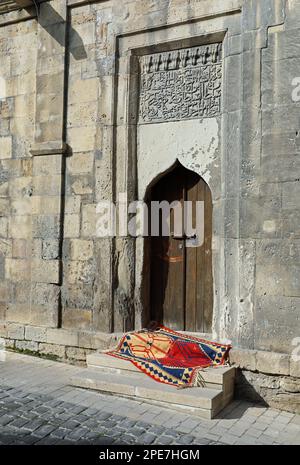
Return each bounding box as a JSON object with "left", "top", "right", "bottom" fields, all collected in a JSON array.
[{"left": 148, "top": 162, "right": 213, "bottom": 333}]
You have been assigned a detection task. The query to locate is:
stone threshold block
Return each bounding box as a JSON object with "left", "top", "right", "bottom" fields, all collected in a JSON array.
[{"left": 230, "top": 348, "right": 291, "bottom": 376}]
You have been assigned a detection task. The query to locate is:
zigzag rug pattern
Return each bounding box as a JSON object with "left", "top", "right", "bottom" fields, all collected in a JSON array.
[{"left": 106, "top": 325, "right": 231, "bottom": 388}]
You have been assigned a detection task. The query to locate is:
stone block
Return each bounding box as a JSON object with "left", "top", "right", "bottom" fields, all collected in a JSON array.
[
  {"left": 42, "top": 240, "right": 60, "bottom": 259},
  {"left": 70, "top": 175, "right": 93, "bottom": 195},
  {"left": 0, "top": 198, "right": 9, "bottom": 216},
  {"left": 262, "top": 131, "right": 300, "bottom": 157},
  {"left": 223, "top": 54, "right": 242, "bottom": 113},
  {"left": 68, "top": 78, "right": 99, "bottom": 104},
  {"left": 0, "top": 304, "right": 7, "bottom": 323},
  {"left": 230, "top": 348, "right": 257, "bottom": 371},
  {"left": 33, "top": 154, "right": 62, "bottom": 176},
  {"left": 31, "top": 259, "right": 60, "bottom": 284},
  {"left": 239, "top": 196, "right": 281, "bottom": 239},
  {"left": 285, "top": 0, "right": 300, "bottom": 29},
  {"left": 62, "top": 283, "right": 94, "bottom": 310},
  {"left": 46, "top": 328, "right": 78, "bottom": 346},
  {"left": 97, "top": 75, "right": 114, "bottom": 125},
  {"left": 64, "top": 214, "right": 80, "bottom": 238},
  {"left": 0, "top": 300, "right": 6, "bottom": 321},
  {"left": 62, "top": 308, "right": 92, "bottom": 330},
  {"left": 282, "top": 211, "right": 300, "bottom": 239},
  {"left": 32, "top": 215, "right": 60, "bottom": 239},
  {"left": 29, "top": 305, "right": 58, "bottom": 328},
  {"left": 31, "top": 196, "right": 61, "bottom": 215},
  {"left": 38, "top": 342, "right": 66, "bottom": 359},
  {"left": 262, "top": 56, "right": 300, "bottom": 109},
  {"left": 0, "top": 181, "right": 8, "bottom": 197},
  {"left": 254, "top": 296, "right": 300, "bottom": 353},
  {"left": 0, "top": 239, "right": 12, "bottom": 258},
  {"left": 12, "top": 239, "right": 29, "bottom": 258},
  {"left": 0, "top": 322, "right": 7, "bottom": 338},
  {"left": 0, "top": 254, "right": 5, "bottom": 280},
  {"left": 37, "top": 54, "right": 65, "bottom": 77},
  {"left": 66, "top": 346, "right": 87, "bottom": 361},
  {"left": 67, "top": 152, "right": 94, "bottom": 175},
  {"left": 14, "top": 282, "right": 31, "bottom": 303},
  {"left": 0, "top": 136, "right": 12, "bottom": 159},
  {"left": 70, "top": 239, "right": 93, "bottom": 260},
  {"left": 25, "top": 325, "right": 47, "bottom": 343},
  {"left": 242, "top": 29, "right": 267, "bottom": 52},
  {"left": 256, "top": 350, "right": 290, "bottom": 376},
  {"left": 0, "top": 281, "right": 9, "bottom": 302},
  {"left": 67, "top": 126, "right": 96, "bottom": 152},
  {"left": 15, "top": 340, "right": 39, "bottom": 352},
  {"left": 8, "top": 177, "right": 32, "bottom": 199},
  {"left": 0, "top": 98, "right": 14, "bottom": 119},
  {"left": 268, "top": 393, "right": 300, "bottom": 415},
  {"left": 9, "top": 216, "right": 31, "bottom": 239},
  {"left": 262, "top": 106, "right": 300, "bottom": 135},
  {"left": 5, "top": 258, "right": 30, "bottom": 282},
  {"left": 263, "top": 27, "right": 300, "bottom": 62},
  {"left": 0, "top": 118, "right": 10, "bottom": 137},
  {"left": 81, "top": 204, "right": 96, "bottom": 237},
  {"left": 261, "top": 152, "right": 300, "bottom": 184},
  {"left": 6, "top": 303, "right": 31, "bottom": 325},
  {"left": 31, "top": 239, "right": 42, "bottom": 258},
  {"left": 67, "top": 102, "right": 98, "bottom": 129},
  {"left": 66, "top": 260, "right": 95, "bottom": 285},
  {"left": 256, "top": 239, "right": 300, "bottom": 297},
  {"left": 0, "top": 217, "right": 8, "bottom": 238},
  {"left": 89, "top": 238, "right": 113, "bottom": 332},
  {"left": 11, "top": 199, "right": 31, "bottom": 216},
  {"left": 78, "top": 330, "right": 115, "bottom": 350},
  {"left": 6, "top": 322, "right": 24, "bottom": 340},
  {"left": 33, "top": 175, "right": 61, "bottom": 196},
  {"left": 290, "top": 359, "right": 300, "bottom": 378},
  {"left": 3, "top": 338, "right": 15, "bottom": 350},
  {"left": 31, "top": 282, "right": 60, "bottom": 306},
  {"left": 281, "top": 377, "right": 300, "bottom": 393},
  {"left": 65, "top": 195, "right": 81, "bottom": 214},
  {"left": 36, "top": 70, "right": 64, "bottom": 95},
  {"left": 242, "top": 0, "right": 285, "bottom": 31},
  {"left": 282, "top": 181, "right": 300, "bottom": 211}
]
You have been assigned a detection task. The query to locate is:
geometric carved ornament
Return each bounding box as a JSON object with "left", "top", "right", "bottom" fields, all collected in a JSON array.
[{"left": 139, "top": 43, "right": 222, "bottom": 123}]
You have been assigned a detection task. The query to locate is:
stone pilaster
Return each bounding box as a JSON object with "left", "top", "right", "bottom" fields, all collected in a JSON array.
[{"left": 30, "top": 0, "right": 68, "bottom": 327}]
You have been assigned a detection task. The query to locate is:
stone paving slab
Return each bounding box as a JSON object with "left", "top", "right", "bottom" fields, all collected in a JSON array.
[{"left": 0, "top": 352, "right": 299, "bottom": 445}]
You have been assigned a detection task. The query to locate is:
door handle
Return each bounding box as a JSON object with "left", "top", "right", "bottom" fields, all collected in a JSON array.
[{"left": 170, "top": 234, "right": 197, "bottom": 240}]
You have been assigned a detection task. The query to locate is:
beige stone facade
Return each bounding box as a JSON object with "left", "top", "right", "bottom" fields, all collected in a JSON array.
[{"left": 0, "top": 0, "right": 300, "bottom": 410}]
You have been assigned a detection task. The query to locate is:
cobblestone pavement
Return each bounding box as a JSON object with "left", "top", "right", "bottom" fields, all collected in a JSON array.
[{"left": 0, "top": 352, "right": 299, "bottom": 445}]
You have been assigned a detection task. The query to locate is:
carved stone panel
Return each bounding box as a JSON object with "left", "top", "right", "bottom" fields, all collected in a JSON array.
[{"left": 138, "top": 43, "right": 222, "bottom": 124}]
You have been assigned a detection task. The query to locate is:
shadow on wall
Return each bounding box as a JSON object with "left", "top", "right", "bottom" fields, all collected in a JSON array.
[
  {"left": 37, "top": 1, "right": 87, "bottom": 60},
  {"left": 234, "top": 369, "right": 269, "bottom": 407}
]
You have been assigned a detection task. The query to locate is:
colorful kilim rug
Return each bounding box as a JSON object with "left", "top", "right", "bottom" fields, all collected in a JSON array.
[{"left": 105, "top": 325, "right": 231, "bottom": 388}]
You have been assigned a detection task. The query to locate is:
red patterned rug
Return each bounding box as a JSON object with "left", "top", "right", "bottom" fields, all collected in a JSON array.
[{"left": 106, "top": 325, "right": 231, "bottom": 388}]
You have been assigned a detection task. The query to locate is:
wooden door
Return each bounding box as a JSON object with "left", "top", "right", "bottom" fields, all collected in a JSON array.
[{"left": 150, "top": 163, "right": 213, "bottom": 332}]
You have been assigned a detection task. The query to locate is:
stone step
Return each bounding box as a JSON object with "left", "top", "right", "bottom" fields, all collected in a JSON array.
[
  {"left": 87, "top": 352, "right": 235, "bottom": 389},
  {"left": 70, "top": 369, "right": 225, "bottom": 419}
]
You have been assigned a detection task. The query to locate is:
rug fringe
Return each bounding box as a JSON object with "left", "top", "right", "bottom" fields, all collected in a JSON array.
[{"left": 176, "top": 369, "right": 206, "bottom": 389}]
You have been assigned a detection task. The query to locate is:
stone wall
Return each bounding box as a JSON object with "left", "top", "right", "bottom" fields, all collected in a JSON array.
[
  {"left": 231, "top": 347, "right": 300, "bottom": 413},
  {"left": 0, "top": 0, "right": 300, "bottom": 412},
  {"left": 0, "top": 17, "right": 37, "bottom": 325}
]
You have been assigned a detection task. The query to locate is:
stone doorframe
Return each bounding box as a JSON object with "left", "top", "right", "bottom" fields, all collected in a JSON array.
[{"left": 112, "top": 7, "right": 243, "bottom": 341}]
